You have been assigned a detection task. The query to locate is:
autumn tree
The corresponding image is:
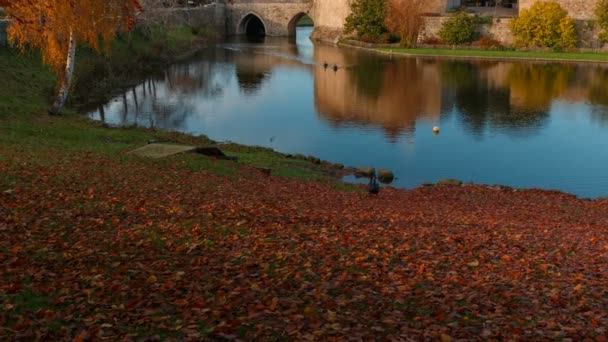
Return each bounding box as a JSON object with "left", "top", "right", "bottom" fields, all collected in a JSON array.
[
  {"left": 1, "top": 0, "right": 142, "bottom": 115},
  {"left": 385, "top": 0, "right": 425, "bottom": 47}
]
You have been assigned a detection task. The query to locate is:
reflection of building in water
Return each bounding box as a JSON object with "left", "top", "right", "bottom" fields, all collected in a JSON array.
[
  {"left": 228, "top": 35, "right": 312, "bottom": 95},
  {"left": 313, "top": 43, "right": 442, "bottom": 139}
]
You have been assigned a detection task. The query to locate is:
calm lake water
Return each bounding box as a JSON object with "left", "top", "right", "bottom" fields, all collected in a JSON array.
[{"left": 90, "top": 27, "right": 608, "bottom": 198}]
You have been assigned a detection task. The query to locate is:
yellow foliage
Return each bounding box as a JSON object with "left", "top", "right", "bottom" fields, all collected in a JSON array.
[
  {"left": 4, "top": 0, "right": 140, "bottom": 77},
  {"left": 509, "top": 1, "right": 578, "bottom": 49}
]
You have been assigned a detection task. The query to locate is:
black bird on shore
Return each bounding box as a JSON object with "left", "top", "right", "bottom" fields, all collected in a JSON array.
[
  {"left": 333, "top": 64, "right": 339, "bottom": 72},
  {"left": 323, "top": 62, "right": 329, "bottom": 69},
  {"left": 368, "top": 174, "right": 380, "bottom": 194}
]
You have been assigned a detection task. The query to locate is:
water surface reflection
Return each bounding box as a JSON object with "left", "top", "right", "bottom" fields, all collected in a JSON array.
[{"left": 90, "top": 27, "right": 608, "bottom": 198}]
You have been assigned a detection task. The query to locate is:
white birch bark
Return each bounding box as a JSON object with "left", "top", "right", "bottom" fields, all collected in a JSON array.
[{"left": 49, "top": 29, "right": 76, "bottom": 115}]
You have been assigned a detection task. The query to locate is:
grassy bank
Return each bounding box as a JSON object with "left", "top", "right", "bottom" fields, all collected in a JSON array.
[
  {"left": 71, "top": 25, "right": 216, "bottom": 108},
  {"left": 377, "top": 46, "right": 608, "bottom": 63},
  {"left": 0, "top": 28, "right": 352, "bottom": 187}
]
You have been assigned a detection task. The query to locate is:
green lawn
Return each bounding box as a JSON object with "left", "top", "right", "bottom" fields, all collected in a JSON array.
[{"left": 379, "top": 47, "right": 608, "bottom": 62}]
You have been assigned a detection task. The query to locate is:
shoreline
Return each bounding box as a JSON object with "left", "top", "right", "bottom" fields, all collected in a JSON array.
[
  {"left": 80, "top": 36, "right": 606, "bottom": 201},
  {"left": 1, "top": 29, "right": 605, "bottom": 201},
  {"left": 338, "top": 39, "right": 608, "bottom": 64}
]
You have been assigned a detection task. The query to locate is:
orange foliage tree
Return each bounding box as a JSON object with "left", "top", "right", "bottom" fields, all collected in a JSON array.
[
  {"left": 1, "top": 0, "right": 142, "bottom": 114},
  {"left": 385, "top": 0, "right": 425, "bottom": 48}
]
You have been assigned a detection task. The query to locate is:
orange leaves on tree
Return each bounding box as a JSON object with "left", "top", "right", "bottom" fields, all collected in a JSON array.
[
  {"left": 3, "top": 0, "right": 142, "bottom": 79},
  {"left": 4, "top": 0, "right": 143, "bottom": 113}
]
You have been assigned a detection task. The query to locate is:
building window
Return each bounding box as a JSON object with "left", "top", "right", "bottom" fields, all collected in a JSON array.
[{"left": 461, "top": 0, "right": 518, "bottom": 8}]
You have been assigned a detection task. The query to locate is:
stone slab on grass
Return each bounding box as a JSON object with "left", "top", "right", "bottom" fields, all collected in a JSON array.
[{"left": 129, "top": 143, "right": 197, "bottom": 158}]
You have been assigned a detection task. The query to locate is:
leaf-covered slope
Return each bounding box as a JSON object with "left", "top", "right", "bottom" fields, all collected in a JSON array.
[{"left": 2, "top": 147, "right": 608, "bottom": 340}]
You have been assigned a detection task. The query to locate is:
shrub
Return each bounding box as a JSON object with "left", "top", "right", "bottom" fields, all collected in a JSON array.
[
  {"left": 475, "top": 16, "right": 493, "bottom": 25},
  {"left": 439, "top": 11, "right": 478, "bottom": 45},
  {"left": 344, "top": 0, "right": 388, "bottom": 40},
  {"left": 385, "top": 0, "right": 425, "bottom": 47},
  {"left": 472, "top": 36, "right": 503, "bottom": 49},
  {"left": 509, "top": 1, "right": 578, "bottom": 49},
  {"left": 596, "top": 0, "right": 608, "bottom": 43}
]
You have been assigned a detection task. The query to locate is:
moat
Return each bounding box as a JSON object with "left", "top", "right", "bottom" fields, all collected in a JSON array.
[{"left": 90, "top": 27, "right": 608, "bottom": 198}]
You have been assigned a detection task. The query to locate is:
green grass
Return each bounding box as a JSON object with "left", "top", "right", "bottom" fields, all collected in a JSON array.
[
  {"left": 0, "top": 49, "right": 56, "bottom": 119},
  {"left": 12, "top": 289, "right": 53, "bottom": 312},
  {"left": 379, "top": 47, "right": 608, "bottom": 62},
  {"left": 228, "top": 150, "right": 328, "bottom": 181}
]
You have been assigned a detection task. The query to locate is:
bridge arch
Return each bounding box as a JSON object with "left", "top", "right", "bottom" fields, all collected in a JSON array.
[
  {"left": 287, "top": 12, "right": 314, "bottom": 37},
  {"left": 238, "top": 13, "right": 267, "bottom": 37}
]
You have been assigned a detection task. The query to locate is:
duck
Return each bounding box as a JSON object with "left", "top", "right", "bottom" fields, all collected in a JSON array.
[
  {"left": 333, "top": 64, "right": 339, "bottom": 72},
  {"left": 323, "top": 62, "right": 329, "bottom": 69},
  {"left": 368, "top": 174, "right": 380, "bottom": 195}
]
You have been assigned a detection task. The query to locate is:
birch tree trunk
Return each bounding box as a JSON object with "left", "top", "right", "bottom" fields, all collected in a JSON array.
[{"left": 49, "top": 29, "right": 77, "bottom": 115}]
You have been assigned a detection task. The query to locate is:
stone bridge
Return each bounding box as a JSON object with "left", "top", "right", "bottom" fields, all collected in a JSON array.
[
  {"left": 218, "top": 0, "right": 352, "bottom": 42},
  {"left": 0, "top": 1, "right": 353, "bottom": 47},
  {"left": 224, "top": 0, "right": 312, "bottom": 36}
]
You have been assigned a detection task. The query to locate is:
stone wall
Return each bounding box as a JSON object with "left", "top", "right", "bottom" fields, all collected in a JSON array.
[
  {"left": 480, "top": 18, "right": 514, "bottom": 45},
  {"left": 310, "top": 0, "right": 351, "bottom": 43},
  {"left": 519, "top": 0, "right": 598, "bottom": 20},
  {"left": 141, "top": 4, "right": 225, "bottom": 33},
  {"left": 422, "top": 0, "right": 449, "bottom": 15},
  {"left": 419, "top": 15, "right": 605, "bottom": 48},
  {"left": 420, "top": 16, "right": 514, "bottom": 44}
]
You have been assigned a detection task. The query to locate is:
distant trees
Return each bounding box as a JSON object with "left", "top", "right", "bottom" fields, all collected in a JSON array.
[
  {"left": 2, "top": 0, "right": 142, "bottom": 115},
  {"left": 384, "top": 0, "right": 425, "bottom": 47}
]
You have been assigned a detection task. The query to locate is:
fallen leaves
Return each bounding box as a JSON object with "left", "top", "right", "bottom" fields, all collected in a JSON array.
[{"left": 1, "top": 147, "right": 608, "bottom": 340}]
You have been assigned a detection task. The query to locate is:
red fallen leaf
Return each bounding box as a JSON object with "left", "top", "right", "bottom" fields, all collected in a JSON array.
[
  {"left": 173, "top": 299, "right": 188, "bottom": 306},
  {"left": 72, "top": 331, "right": 90, "bottom": 342},
  {"left": 269, "top": 297, "right": 279, "bottom": 311},
  {"left": 3, "top": 146, "right": 608, "bottom": 340}
]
